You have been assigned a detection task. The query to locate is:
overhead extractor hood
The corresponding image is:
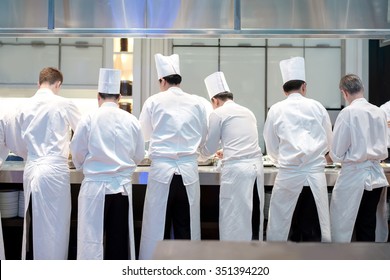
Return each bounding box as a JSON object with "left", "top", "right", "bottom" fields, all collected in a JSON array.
[{"left": 0, "top": 0, "right": 389, "bottom": 38}]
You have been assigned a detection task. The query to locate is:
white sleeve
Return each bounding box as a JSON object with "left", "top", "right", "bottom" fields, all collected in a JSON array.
[
  {"left": 139, "top": 99, "right": 153, "bottom": 142},
  {"left": 133, "top": 121, "right": 146, "bottom": 165},
  {"left": 330, "top": 111, "right": 350, "bottom": 163},
  {"left": 199, "top": 112, "right": 221, "bottom": 161},
  {"left": 263, "top": 109, "right": 279, "bottom": 164},
  {"left": 70, "top": 116, "right": 90, "bottom": 170}
]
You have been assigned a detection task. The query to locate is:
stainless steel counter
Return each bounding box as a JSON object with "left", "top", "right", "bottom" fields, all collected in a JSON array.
[{"left": 1, "top": 161, "right": 389, "bottom": 186}]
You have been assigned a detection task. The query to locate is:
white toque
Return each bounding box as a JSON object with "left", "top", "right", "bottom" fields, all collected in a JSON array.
[
  {"left": 155, "top": 53, "right": 180, "bottom": 80},
  {"left": 204, "top": 71, "right": 230, "bottom": 100},
  {"left": 98, "top": 68, "right": 121, "bottom": 94},
  {"left": 279, "top": 57, "right": 306, "bottom": 84}
]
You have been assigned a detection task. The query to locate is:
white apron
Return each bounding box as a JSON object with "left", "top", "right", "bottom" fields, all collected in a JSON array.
[
  {"left": 330, "top": 160, "right": 388, "bottom": 242},
  {"left": 0, "top": 211, "right": 5, "bottom": 260},
  {"left": 220, "top": 158, "right": 264, "bottom": 241},
  {"left": 22, "top": 155, "right": 71, "bottom": 260},
  {"left": 267, "top": 168, "right": 331, "bottom": 242},
  {"left": 77, "top": 175, "right": 135, "bottom": 260},
  {"left": 139, "top": 157, "right": 201, "bottom": 260}
]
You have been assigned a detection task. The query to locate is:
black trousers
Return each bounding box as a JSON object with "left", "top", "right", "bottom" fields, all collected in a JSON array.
[
  {"left": 251, "top": 180, "right": 261, "bottom": 240},
  {"left": 103, "top": 193, "right": 129, "bottom": 260},
  {"left": 164, "top": 175, "right": 191, "bottom": 239},
  {"left": 384, "top": 148, "right": 390, "bottom": 163},
  {"left": 289, "top": 187, "right": 321, "bottom": 242},
  {"left": 26, "top": 195, "right": 34, "bottom": 260},
  {"left": 354, "top": 187, "right": 383, "bottom": 242}
]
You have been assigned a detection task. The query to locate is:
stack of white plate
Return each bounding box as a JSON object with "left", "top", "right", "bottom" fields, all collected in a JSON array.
[
  {"left": 0, "top": 189, "right": 19, "bottom": 218},
  {"left": 18, "top": 191, "right": 25, "bottom": 218}
]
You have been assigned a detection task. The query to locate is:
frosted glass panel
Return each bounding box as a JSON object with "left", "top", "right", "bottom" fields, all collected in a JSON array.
[
  {"left": 220, "top": 48, "right": 266, "bottom": 151},
  {"left": 267, "top": 48, "right": 304, "bottom": 108},
  {"left": 173, "top": 47, "right": 219, "bottom": 99},
  {"left": 60, "top": 46, "right": 103, "bottom": 86},
  {"left": 305, "top": 48, "right": 342, "bottom": 108},
  {"left": 0, "top": 46, "right": 59, "bottom": 84}
]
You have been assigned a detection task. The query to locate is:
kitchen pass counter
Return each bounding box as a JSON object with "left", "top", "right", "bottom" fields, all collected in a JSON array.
[{"left": 1, "top": 161, "right": 390, "bottom": 186}]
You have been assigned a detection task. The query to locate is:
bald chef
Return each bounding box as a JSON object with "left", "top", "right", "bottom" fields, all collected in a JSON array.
[
  {"left": 70, "top": 68, "right": 144, "bottom": 259},
  {"left": 138, "top": 54, "right": 208, "bottom": 260},
  {"left": 199, "top": 72, "right": 264, "bottom": 241},
  {"left": 263, "top": 57, "right": 332, "bottom": 242}
]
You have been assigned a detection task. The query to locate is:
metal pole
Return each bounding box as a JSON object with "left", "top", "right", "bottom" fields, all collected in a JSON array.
[
  {"left": 234, "top": 0, "right": 241, "bottom": 31},
  {"left": 48, "top": 0, "right": 55, "bottom": 30}
]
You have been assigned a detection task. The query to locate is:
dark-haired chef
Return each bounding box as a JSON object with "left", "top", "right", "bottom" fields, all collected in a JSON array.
[
  {"left": 263, "top": 57, "right": 332, "bottom": 242},
  {"left": 138, "top": 54, "right": 208, "bottom": 260},
  {"left": 70, "top": 68, "right": 144, "bottom": 259},
  {"left": 330, "top": 74, "right": 388, "bottom": 242},
  {"left": 199, "top": 71, "right": 264, "bottom": 241}
]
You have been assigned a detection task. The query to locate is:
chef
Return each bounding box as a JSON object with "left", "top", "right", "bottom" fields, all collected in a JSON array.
[
  {"left": 70, "top": 68, "right": 144, "bottom": 259},
  {"left": 380, "top": 100, "right": 390, "bottom": 162},
  {"left": 263, "top": 57, "right": 332, "bottom": 242},
  {"left": 0, "top": 109, "right": 9, "bottom": 260},
  {"left": 330, "top": 74, "right": 388, "bottom": 242},
  {"left": 10, "top": 67, "right": 81, "bottom": 259},
  {"left": 199, "top": 71, "right": 264, "bottom": 241},
  {"left": 138, "top": 53, "right": 208, "bottom": 260}
]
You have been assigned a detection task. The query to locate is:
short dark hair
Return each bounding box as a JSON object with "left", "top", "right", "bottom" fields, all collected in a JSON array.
[
  {"left": 212, "top": 91, "right": 234, "bottom": 102},
  {"left": 283, "top": 80, "right": 305, "bottom": 92},
  {"left": 160, "top": 74, "right": 182, "bottom": 85},
  {"left": 39, "top": 67, "right": 63, "bottom": 85},
  {"left": 98, "top": 92, "right": 120, "bottom": 100},
  {"left": 339, "top": 74, "right": 364, "bottom": 95}
]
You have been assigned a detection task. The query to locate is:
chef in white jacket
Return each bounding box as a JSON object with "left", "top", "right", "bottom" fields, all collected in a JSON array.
[
  {"left": 0, "top": 110, "right": 9, "bottom": 260},
  {"left": 380, "top": 100, "right": 390, "bottom": 162},
  {"left": 70, "top": 68, "right": 144, "bottom": 259},
  {"left": 11, "top": 67, "right": 81, "bottom": 259},
  {"left": 330, "top": 74, "right": 388, "bottom": 242},
  {"left": 138, "top": 53, "right": 208, "bottom": 260},
  {"left": 199, "top": 72, "right": 264, "bottom": 241},
  {"left": 263, "top": 57, "right": 332, "bottom": 242}
]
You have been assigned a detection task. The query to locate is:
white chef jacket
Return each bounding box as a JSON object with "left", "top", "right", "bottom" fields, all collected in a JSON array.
[
  {"left": 0, "top": 111, "right": 9, "bottom": 260},
  {"left": 263, "top": 93, "right": 332, "bottom": 242},
  {"left": 138, "top": 86, "right": 208, "bottom": 260},
  {"left": 330, "top": 98, "right": 388, "bottom": 242},
  {"left": 70, "top": 102, "right": 145, "bottom": 260},
  {"left": 0, "top": 111, "right": 9, "bottom": 167},
  {"left": 380, "top": 100, "right": 390, "bottom": 148},
  {"left": 199, "top": 100, "right": 264, "bottom": 241},
  {"left": 12, "top": 88, "right": 81, "bottom": 259}
]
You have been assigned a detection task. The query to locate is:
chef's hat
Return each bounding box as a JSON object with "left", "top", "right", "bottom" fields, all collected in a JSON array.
[
  {"left": 155, "top": 53, "right": 180, "bottom": 79},
  {"left": 279, "top": 57, "right": 306, "bottom": 84},
  {"left": 98, "top": 68, "right": 121, "bottom": 94},
  {"left": 204, "top": 71, "right": 230, "bottom": 100}
]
